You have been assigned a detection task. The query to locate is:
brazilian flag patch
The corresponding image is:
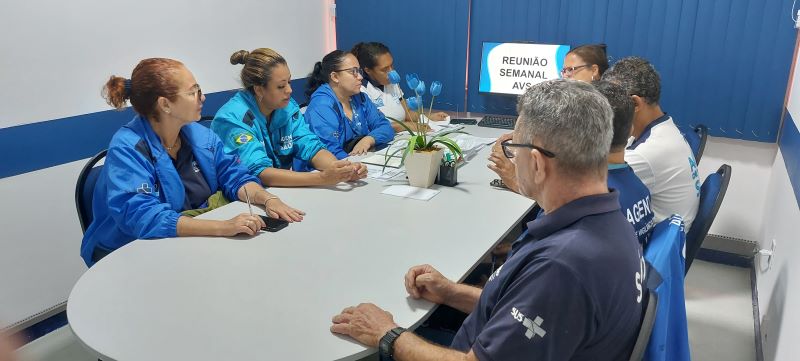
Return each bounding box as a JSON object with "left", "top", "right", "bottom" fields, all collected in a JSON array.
[{"left": 234, "top": 133, "right": 253, "bottom": 145}]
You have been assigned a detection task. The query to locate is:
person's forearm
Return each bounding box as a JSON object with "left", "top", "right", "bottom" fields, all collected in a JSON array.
[
  {"left": 310, "top": 149, "right": 338, "bottom": 170},
  {"left": 177, "top": 216, "right": 224, "bottom": 237},
  {"left": 258, "top": 167, "right": 324, "bottom": 187},
  {"left": 444, "top": 283, "right": 483, "bottom": 314},
  {"left": 393, "top": 332, "right": 475, "bottom": 361}
]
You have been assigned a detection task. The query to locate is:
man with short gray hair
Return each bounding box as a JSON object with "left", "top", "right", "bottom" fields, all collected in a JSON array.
[
  {"left": 330, "top": 79, "right": 644, "bottom": 361},
  {"left": 603, "top": 57, "right": 701, "bottom": 230}
]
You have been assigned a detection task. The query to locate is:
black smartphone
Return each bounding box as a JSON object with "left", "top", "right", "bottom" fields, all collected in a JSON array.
[
  {"left": 259, "top": 215, "right": 289, "bottom": 232},
  {"left": 451, "top": 118, "right": 478, "bottom": 125}
]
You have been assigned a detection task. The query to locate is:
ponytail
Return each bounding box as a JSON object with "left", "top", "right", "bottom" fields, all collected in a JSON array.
[{"left": 305, "top": 50, "right": 350, "bottom": 98}]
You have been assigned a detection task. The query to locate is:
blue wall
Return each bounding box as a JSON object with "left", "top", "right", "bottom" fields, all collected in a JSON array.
[
  {"left": 0, "top": 79, "right": 308, "bottom": 179},
  {"left": 780, "top": 113, "right": 800, "bottom": 205},
  {"left": 336, "top": 0, "right": 470, "bottom": 113},
  {"left": 336, "top": 0, "right": 796, "bottom": 142}
]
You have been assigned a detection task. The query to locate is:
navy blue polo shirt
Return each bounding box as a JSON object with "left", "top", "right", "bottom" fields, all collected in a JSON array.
[
  {"left": 608, "top": 163, "right": 655, "bottom": 245},
  {"left": 172, "top": 135, "right": 212, "bottom": 210},
  {"left": 450, "top": 191, "right": 644, "bottom": 361}
]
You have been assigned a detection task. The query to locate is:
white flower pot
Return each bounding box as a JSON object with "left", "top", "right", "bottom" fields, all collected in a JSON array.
[{"left": 405, "top": 148, "right": 444, "bottom": 188}]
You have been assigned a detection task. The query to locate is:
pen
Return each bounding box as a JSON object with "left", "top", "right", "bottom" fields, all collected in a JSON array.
[{"left": 243, "top": 186, "right": 254, "bottom": 217}]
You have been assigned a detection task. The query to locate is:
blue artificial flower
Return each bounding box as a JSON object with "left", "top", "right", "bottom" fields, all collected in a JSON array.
[
  {"left": 406, "top": 95, "right": 422, "bottom": 110},
  {"left": 430, "top": 81, "right": 442, "bottom": 96},
  {"left": 415, "top": 80, "right": 426, "bottom": 96},
  {"left": 387, "top": 70, "right": 401, "bottom": 84},
  {"left": 405, "top": 73, "right": 419, "bottom": 90}
]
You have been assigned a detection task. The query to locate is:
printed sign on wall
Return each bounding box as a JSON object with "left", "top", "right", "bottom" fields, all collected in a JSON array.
[{"left": 479, "top": 42, "right": 570, "bottom": 95}]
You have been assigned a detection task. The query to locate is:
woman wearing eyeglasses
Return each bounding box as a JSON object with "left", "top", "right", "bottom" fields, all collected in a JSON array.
[
  {"left": 560, "top": 43, "right": 609, "bottom": 82},
  {"left": 80, "top": 58, "right": 292, "bottom": 267},
  {"left": 212, "top": 48, "right": 367, "bottom": 187},
  {"left": 304, "top": 50, "right": 395, "bottom": 157},
  {"left": 350, "top": 42, "right": 449, "bottom": 133}
]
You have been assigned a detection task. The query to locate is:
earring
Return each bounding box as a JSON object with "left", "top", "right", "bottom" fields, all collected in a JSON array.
[
  {"left": 164, "top": 109, "right": 170, "bottom": 114},
  {"left": 591, "top": 75, "right": 595, "bottom": 81}
]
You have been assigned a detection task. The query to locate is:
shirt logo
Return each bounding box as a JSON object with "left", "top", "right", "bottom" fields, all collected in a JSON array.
[
  {"left": 511, "top": 307, "right": 546, "bottom": 340},
  {"left": 235, "top": 133, "right": 254, "bottom": 145},
  {"left": 332, "top": 131, "right": 340, "bottom": 138},
  {"left": 280, "top": 135, "right": 293, "bottom": 150},
  {"left": 192, "top": 160, "right": 200, "bottom": 173},
  {"left": 137, "top": 183, "right": 152, "bottom": 194},
  {"left": 374, "top": 97, "right": 385, "bottom": 107},
  {"left": 488, "top": 265, "right": 503, "bottom": 283}
]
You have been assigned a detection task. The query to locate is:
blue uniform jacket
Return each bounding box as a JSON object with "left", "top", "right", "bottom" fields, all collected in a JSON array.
[
  {"left": 212, "top": 91, "right": 325, "bottom": 174},
  {"left": 304, "top": 83, "right": 394, "bottom": 159},
  {"left": 80, "top": 116, "right": 258, "bottom": 266}
]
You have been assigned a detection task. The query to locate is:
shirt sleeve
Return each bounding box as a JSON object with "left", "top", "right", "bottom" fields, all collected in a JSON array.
[
  {"left": 289, "top": 112, "right": 325, "bottom": 162},
  {"left": 209, "top": 132, "right": 261, "bottom": 201},
  {"left": 361, "top": 95, "right": 395, "bottom": 147},
  {"left": 105, "top": 144, "right": 180, "bottom": 239},
  {"left": 625, "top": 148, "right": 656, "bottom": 191},
  {"left": 471, "top": 259, "right": 593, "bottom": 361},
  {"left": 305, "top": 102, "right": 348, "bottom": 159},
  {"left": 211, "top": 112, "right": 273, "bottom": 176}
]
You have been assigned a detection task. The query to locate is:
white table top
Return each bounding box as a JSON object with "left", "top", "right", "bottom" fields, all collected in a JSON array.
[{"left": 67, "top": 125, "right": 533, "bottom": 361}]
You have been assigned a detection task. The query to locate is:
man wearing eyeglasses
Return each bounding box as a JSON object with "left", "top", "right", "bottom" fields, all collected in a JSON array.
[
  {"left": 331, "top": 79, "right": 644, "bottom": 361},
  {"left": 602, "top": 57, "right": 701, "bottom": 231}
]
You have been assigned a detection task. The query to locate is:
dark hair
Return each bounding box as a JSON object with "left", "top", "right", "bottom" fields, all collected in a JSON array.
[
  {"left": 568, "top": 44, "right": 609, "bottom": 76},
  {"left": 593, "top": 80, "right": 634, "bottom": 151},
  {"left": 306, "top": 50, "right": 350, "bottom": 98},
  {"left": 230, "top": 48, "right": 287, "bottom": 93},
  {"left": 351, "top": 42, "right": 390, "bottom": 71},
  {"left": 102, "top": 58, "right": 183, "bottom": 121},
  {"left": 602, "top": 56, "right": 661, "bottom": 105}
]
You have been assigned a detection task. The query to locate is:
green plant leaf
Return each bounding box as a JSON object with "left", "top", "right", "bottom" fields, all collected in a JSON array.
[
  {"left": 430, "top": 138, "right": 463, "bottom": 158},
  {"left": 387, "top": 116, "right": 417, "bottom": 136}
]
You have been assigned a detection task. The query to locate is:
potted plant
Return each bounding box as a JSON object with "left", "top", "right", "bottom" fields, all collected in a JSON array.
[{"left": 383, "top": 73, "right": 464, "bottom": 188}]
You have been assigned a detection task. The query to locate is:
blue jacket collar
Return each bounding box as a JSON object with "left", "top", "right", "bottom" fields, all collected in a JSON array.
[
  {"left": 237, "top": 90, "right": 300, "bottom": 131},
  {"left": 628, "top": 113, "right": 670, "bottom": 150}
]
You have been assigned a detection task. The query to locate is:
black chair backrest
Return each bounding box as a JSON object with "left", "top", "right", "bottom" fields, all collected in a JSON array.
[
  {"left": 685, "top": 164, "right": 732, "bottom": 273},
  {"left": 75, "top": 149, "right": 107, "bottom": 233},
  {"left": 694, "top": 125, "right": 708, "bottom": 163},
  {"left": 628, "top": 289, "right": 658, "bottom": 361},
  {"left": 198, "top": 115, "right": 214, "bottom": 128}
]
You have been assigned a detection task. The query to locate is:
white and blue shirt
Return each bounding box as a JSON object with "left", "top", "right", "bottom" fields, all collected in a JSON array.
[
  {"left": 626, "top": 114, "right": 701, "bottom": 230},
  {"left": 450, "top": 191, "right": 644, "bottom": 361}
]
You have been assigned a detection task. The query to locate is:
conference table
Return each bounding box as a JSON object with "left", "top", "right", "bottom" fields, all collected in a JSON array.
[{"left": 67, "top": 125, "right": 535, "bottom": 360}]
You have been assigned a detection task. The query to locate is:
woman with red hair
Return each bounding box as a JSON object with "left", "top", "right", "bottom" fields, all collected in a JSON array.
[{"left": 80, "top": 58, "right": 303, "bottom": 267}]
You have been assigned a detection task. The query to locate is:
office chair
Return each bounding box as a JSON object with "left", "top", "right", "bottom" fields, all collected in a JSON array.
[
  {"left": 680, "top": 124, "right": 704, "bottom": 163},
  {"left": 693, "top": 125, "right": 708, "bottom": 163},
  {"left": 74, "top": 149, "right": 107, "bottom": 233},
  {"left": 685, "top": 164, "right": 732, "bottom": 273},
  {"left": 637, "top": 215, "right": 692, "bottom": 361},
  {"left": 628, "top": 289, "right": 657, "bottom": 361},
  {"left": 197, "top": 115, "right": 214, "bottom": 128}
]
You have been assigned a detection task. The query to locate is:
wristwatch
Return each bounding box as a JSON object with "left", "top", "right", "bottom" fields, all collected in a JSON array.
[{"left": 378, "top": 327, "right": 407, "bottom": 361}]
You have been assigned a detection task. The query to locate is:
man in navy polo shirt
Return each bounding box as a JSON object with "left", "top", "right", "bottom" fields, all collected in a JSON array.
[
  {"left": 594, "top": 80, "right": 655, "bottom": 245},
  {"left": 331, "top": 79, "right": 645, "bottom": 361}
]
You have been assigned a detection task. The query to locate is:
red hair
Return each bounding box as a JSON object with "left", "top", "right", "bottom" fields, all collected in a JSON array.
[{"left": 102, "top": 58, "right": 184, "bottom": 121}]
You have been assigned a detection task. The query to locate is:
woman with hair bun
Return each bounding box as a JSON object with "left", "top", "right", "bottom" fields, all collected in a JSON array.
[
  {"left": 304, "top": 50, "right": 395, "bottom": 158},
  {"left": 350, "top": 42, "right": 448, "bottom": 133},
  {"left": 80, "top": 58, "right": 300, "bottom": 267},
  {"left": 212, "top": 48, "right": 366, "bottom": 187}
]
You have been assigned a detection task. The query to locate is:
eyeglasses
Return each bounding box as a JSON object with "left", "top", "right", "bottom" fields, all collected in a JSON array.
[
  {"left": 334, "top": 67, "right": 364, "bottom": 78},
  {"left": 560, "top": 64, "right": 591, "bottom": 77},
  {"left": 501, "top": 139, "right": 556, "bottom": 159},
  {"left": 177, "top": 85, "right": 203, "bottom": 102}
]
